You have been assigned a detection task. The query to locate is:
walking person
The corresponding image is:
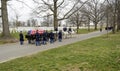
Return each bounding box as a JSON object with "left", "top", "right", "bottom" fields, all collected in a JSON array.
[
  {"left": 63, "top": 26, "right": 67, "bottom": 38},
  {"left": 100, "top": 28, "right": 102, "bottom": 32},
  {"left": 35, "top": 30, "right": 40, "bottom": 46},
  {"left": 58, "top": 30, "right": 62, "bottom": 42},
  {"left": 19, "top": 31, "right": 24, "bottom": 45},
  {"left": 49, "top": 30, "right": 54, "bottom": 44},
  {"left": 68, "top": 26, "right": 72, "bottom": 37},
  {"left": 42, "top": 30, "right": 47, "bottom": 45},
  {"left": 26, "top": 31, "right": 31, "bottom": 44}
]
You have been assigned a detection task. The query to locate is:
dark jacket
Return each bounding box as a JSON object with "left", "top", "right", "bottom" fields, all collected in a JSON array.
[
  {"left": 49, "top": 32, "right": 54, "bottom": 39},
  {"left": 58, "top": 31, "right": 62, "bottom": 39},
  {"left": 19, "top": 33, "right": 24, "bottom": 41},
  {"left": 35, "top": 32, "right": 40, "bottom": 41},
  {"left": 63, "top": 27, "right": 67, "bottom": 32}
]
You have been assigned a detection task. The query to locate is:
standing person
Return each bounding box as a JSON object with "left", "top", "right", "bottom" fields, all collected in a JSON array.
[
  {"left": 68, "top": 26, "right": 72, "bottom": 37},
  {"left": 26, "top": 31, "right": 31, "bottom": 44},
  {"left": 46, "top": 30, "right": 49, "bottom": 42},
  {"left": 49, "top": 30, "right": 54, "bottom": 44},
  {"left": 68, "top": 26, "right": 72, "bottom": 33},
  {"left": 63, "top": 26, "right": 67, "bottom": 32},
  {"left": 100, "top": 28, "right": 102, "bottom": 32},
  {"left": 42, "top": 30, "right": 47, "bottom": 45},
  {"left": 63, "top": 26, "right": 67, "bottom": 38},
  {"left": 19, "top": 31, "right": 24, "bottom": 45},
  {"left": 35, "top": 30, "right": 40, "bottom": 46},
  {"left": 58, "top": 30, "right": 62, "bottom": 42}
]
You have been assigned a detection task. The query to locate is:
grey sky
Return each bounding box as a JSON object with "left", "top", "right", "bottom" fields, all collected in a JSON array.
[
  {"left": 7, "top": 0, "right": 105, "bottom": 22},
  {"left": 8, "top": 0, "right": 35, "bottom": 21}
]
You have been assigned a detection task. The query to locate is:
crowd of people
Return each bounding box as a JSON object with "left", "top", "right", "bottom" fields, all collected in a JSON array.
[{"left": 19, "top": 27, "right": 72, "bottom": 46}]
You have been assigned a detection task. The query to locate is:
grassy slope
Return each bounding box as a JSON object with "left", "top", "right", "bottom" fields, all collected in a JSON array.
[{"left": 0, "top": 32, "right": 120, "bottom": 71}]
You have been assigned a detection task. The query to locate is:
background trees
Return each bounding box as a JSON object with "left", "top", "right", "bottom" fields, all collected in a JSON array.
[
  {"left": 80, "top": 0, "right": 105, "bottom": 30},
  {"left": 32, "top": 0, "right": 89, "bottom": 30}
]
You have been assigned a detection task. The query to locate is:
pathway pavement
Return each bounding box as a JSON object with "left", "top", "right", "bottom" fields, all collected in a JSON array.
[{"left": 0, "top": 30, "right": 109, "bottom": 63}]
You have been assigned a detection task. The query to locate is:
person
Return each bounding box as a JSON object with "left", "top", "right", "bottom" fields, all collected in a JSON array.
[
  {"left": 63, "top": 26, "right": 68, "bottom": 38},
  {"left": 35, "top": 30, "right": 40, "bottom": 46},
  {"left": 58, "top": 30, "right": 62, "bottom": 42},
  {"left": 19, "top": 31, "right": 24, "bottom": 45},
  {"left": 26, "top": 31, "right": 31, "bottom": 44},
  {"left": 68, "top": 26, "right": 72, "bottom": 33},
  {"left": 49, "top": 30, "right": 54, "bottom": 43},
  {"left": 68, "top": 26, "right": 72, "bottom": 37},
  {"left": 63, "top": 26, "right": 67, "bottom": 32},
  {"left": 100, "top": 28, "right": 102, "bottom": 32},
  {"left": 42, "top": 30, "right": 47, "bottom": 45}
]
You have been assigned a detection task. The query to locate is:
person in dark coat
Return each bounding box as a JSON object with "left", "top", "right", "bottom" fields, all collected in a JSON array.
[
  {"left": 68, "top": 26, "right": 72, "bottom": 34},
  {"left": 49, "top": 30, "right": 54, "bottom": 43},
  {"left": 19, "top": 31, "right": 24, "bottom": 45},
  {"left": 35, "top": 30, "right": 40, "bottom": 46},
  {"left": 42, "top": 30, "right": 47, "bottom": 45},
  {"left": 63, "top": 26, "right": 67, "bottom": 32},
  {"left": 68, "top": 26, "right": 72, "bottom": 37},
  {"left": 46, "top": 30, "right": 49, "bottom": 42},
  {"left": 26, "top": 31, "right": 31, "bottom": 44},
  {"left": 58, "top": 30, "right": 62, "bottom": 42}
]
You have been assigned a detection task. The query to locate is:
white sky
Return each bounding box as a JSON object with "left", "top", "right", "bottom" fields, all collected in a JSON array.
[
  {"left": 8, "top": 0, "right": 35, "bottom": 21},
  {"left": 7, "top": 0, "right": 105, "bottom": 22}
]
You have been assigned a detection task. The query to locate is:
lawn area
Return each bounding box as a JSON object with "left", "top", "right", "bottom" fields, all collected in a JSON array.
[
  {"left": 0, "top": 32, "right": 120, "bottom": 71},
  {"left": 0, "top": 32, "right": 27, "bottom": 44},
  {"left": 77, "top": 29, "right": 96, "bottom": 34}
]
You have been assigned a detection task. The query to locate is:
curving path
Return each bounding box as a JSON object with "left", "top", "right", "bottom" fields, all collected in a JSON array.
[{"left": 0, "top": 30, "right": 109, "bottom": 63}]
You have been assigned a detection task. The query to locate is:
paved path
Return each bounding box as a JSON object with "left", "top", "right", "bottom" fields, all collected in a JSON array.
[{"left": 0, "top": 30, "right": 109, "bottom": 63}]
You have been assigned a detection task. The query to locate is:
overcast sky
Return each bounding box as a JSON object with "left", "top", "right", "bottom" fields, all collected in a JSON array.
[
  {"left": 6, "top": 0, "right": 105, "bottom": 22},
  {"left": 7, "top": 0, "right": 35, "bottom": 21}
]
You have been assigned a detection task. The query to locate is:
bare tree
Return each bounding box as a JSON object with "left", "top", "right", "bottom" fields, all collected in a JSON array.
[
  {"left": 32, "top": 0, "right": 89, "bottom": 30},
  {"left": 81, "top": 0, "right": 105, "bottom": 30},
  {"left": 105, "top": 0, "right": 118, "bottom": 33},
  {"left": 31, "top": 19, "right": 38, "bottom": 27},
  {"left": 26, "top": 20, "right": 31, "bottom": 27},
  {"left": 67, "top": 9, "right": 85, "bottom": 34}
]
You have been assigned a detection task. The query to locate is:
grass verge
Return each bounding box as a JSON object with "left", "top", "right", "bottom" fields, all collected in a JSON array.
[
  {"left": 77, "top": 29, "right": 96, "bottom": 34},
  {"left": 0, "top": 32, "right": 27, "bottom": 44}
]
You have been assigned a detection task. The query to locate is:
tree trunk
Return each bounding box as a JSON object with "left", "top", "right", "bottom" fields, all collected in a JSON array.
[
  {"left": 1, "top": 0, "right": 11, "bottom": 38},
  {"left": 88, "top": 17, "right": 90, "bottom": 31},
  {"left": 117, "top": 1, "right": 120, "bottom": 31},
  {"left": 53, "top": 1, "right": 58, "bottom": 30},
  {"left": 94, "top": 22, "right": 98, "bottom": 30},
  {"left": 77, "top": 24, "right": 79, "bottom": 34},
  {"left": 112, "top": 13, "right": 116, "bottom": 34}
]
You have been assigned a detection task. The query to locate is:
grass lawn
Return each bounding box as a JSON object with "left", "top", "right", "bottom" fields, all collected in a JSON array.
[
  {"left": 0, "top": 32, "right": 27, "bottom": 44},
  {"left": 77, "top": 29, "right": 96, "bottom": 34},
  {"left": 0, "top": 32, "right": 120, "bottom": 71}
]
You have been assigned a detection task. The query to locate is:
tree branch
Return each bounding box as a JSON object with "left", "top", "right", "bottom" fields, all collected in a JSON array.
[
  {"left": 58, "top": 0, "right": 90, "bottom": 21},
  {"left": 41, "top": 0, "right": 54, "bottom": 12},
  {"left": 57, "top": 0, "right": 64, "bottom": 8}
]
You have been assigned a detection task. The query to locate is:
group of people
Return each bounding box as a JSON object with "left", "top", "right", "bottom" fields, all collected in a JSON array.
[
  {"left": 19, "top": 26, "right": 72, "bottom": 46},
  {"left": 19, "top": 30, "right": 63, "bottom": 46}
]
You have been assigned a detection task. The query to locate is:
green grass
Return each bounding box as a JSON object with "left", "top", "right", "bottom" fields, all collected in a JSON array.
[
  {"left": 11, "top": 32, "right": 27, "bottom": 39},
  {"left": 77, "top": 29, "right": 96, "bottom": 34},
  {"left": 0, "top": 32, "right": 120, "bottom": 71},
  {"left": 0, "top": 32, "right": 27, "bottom": 44}
]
